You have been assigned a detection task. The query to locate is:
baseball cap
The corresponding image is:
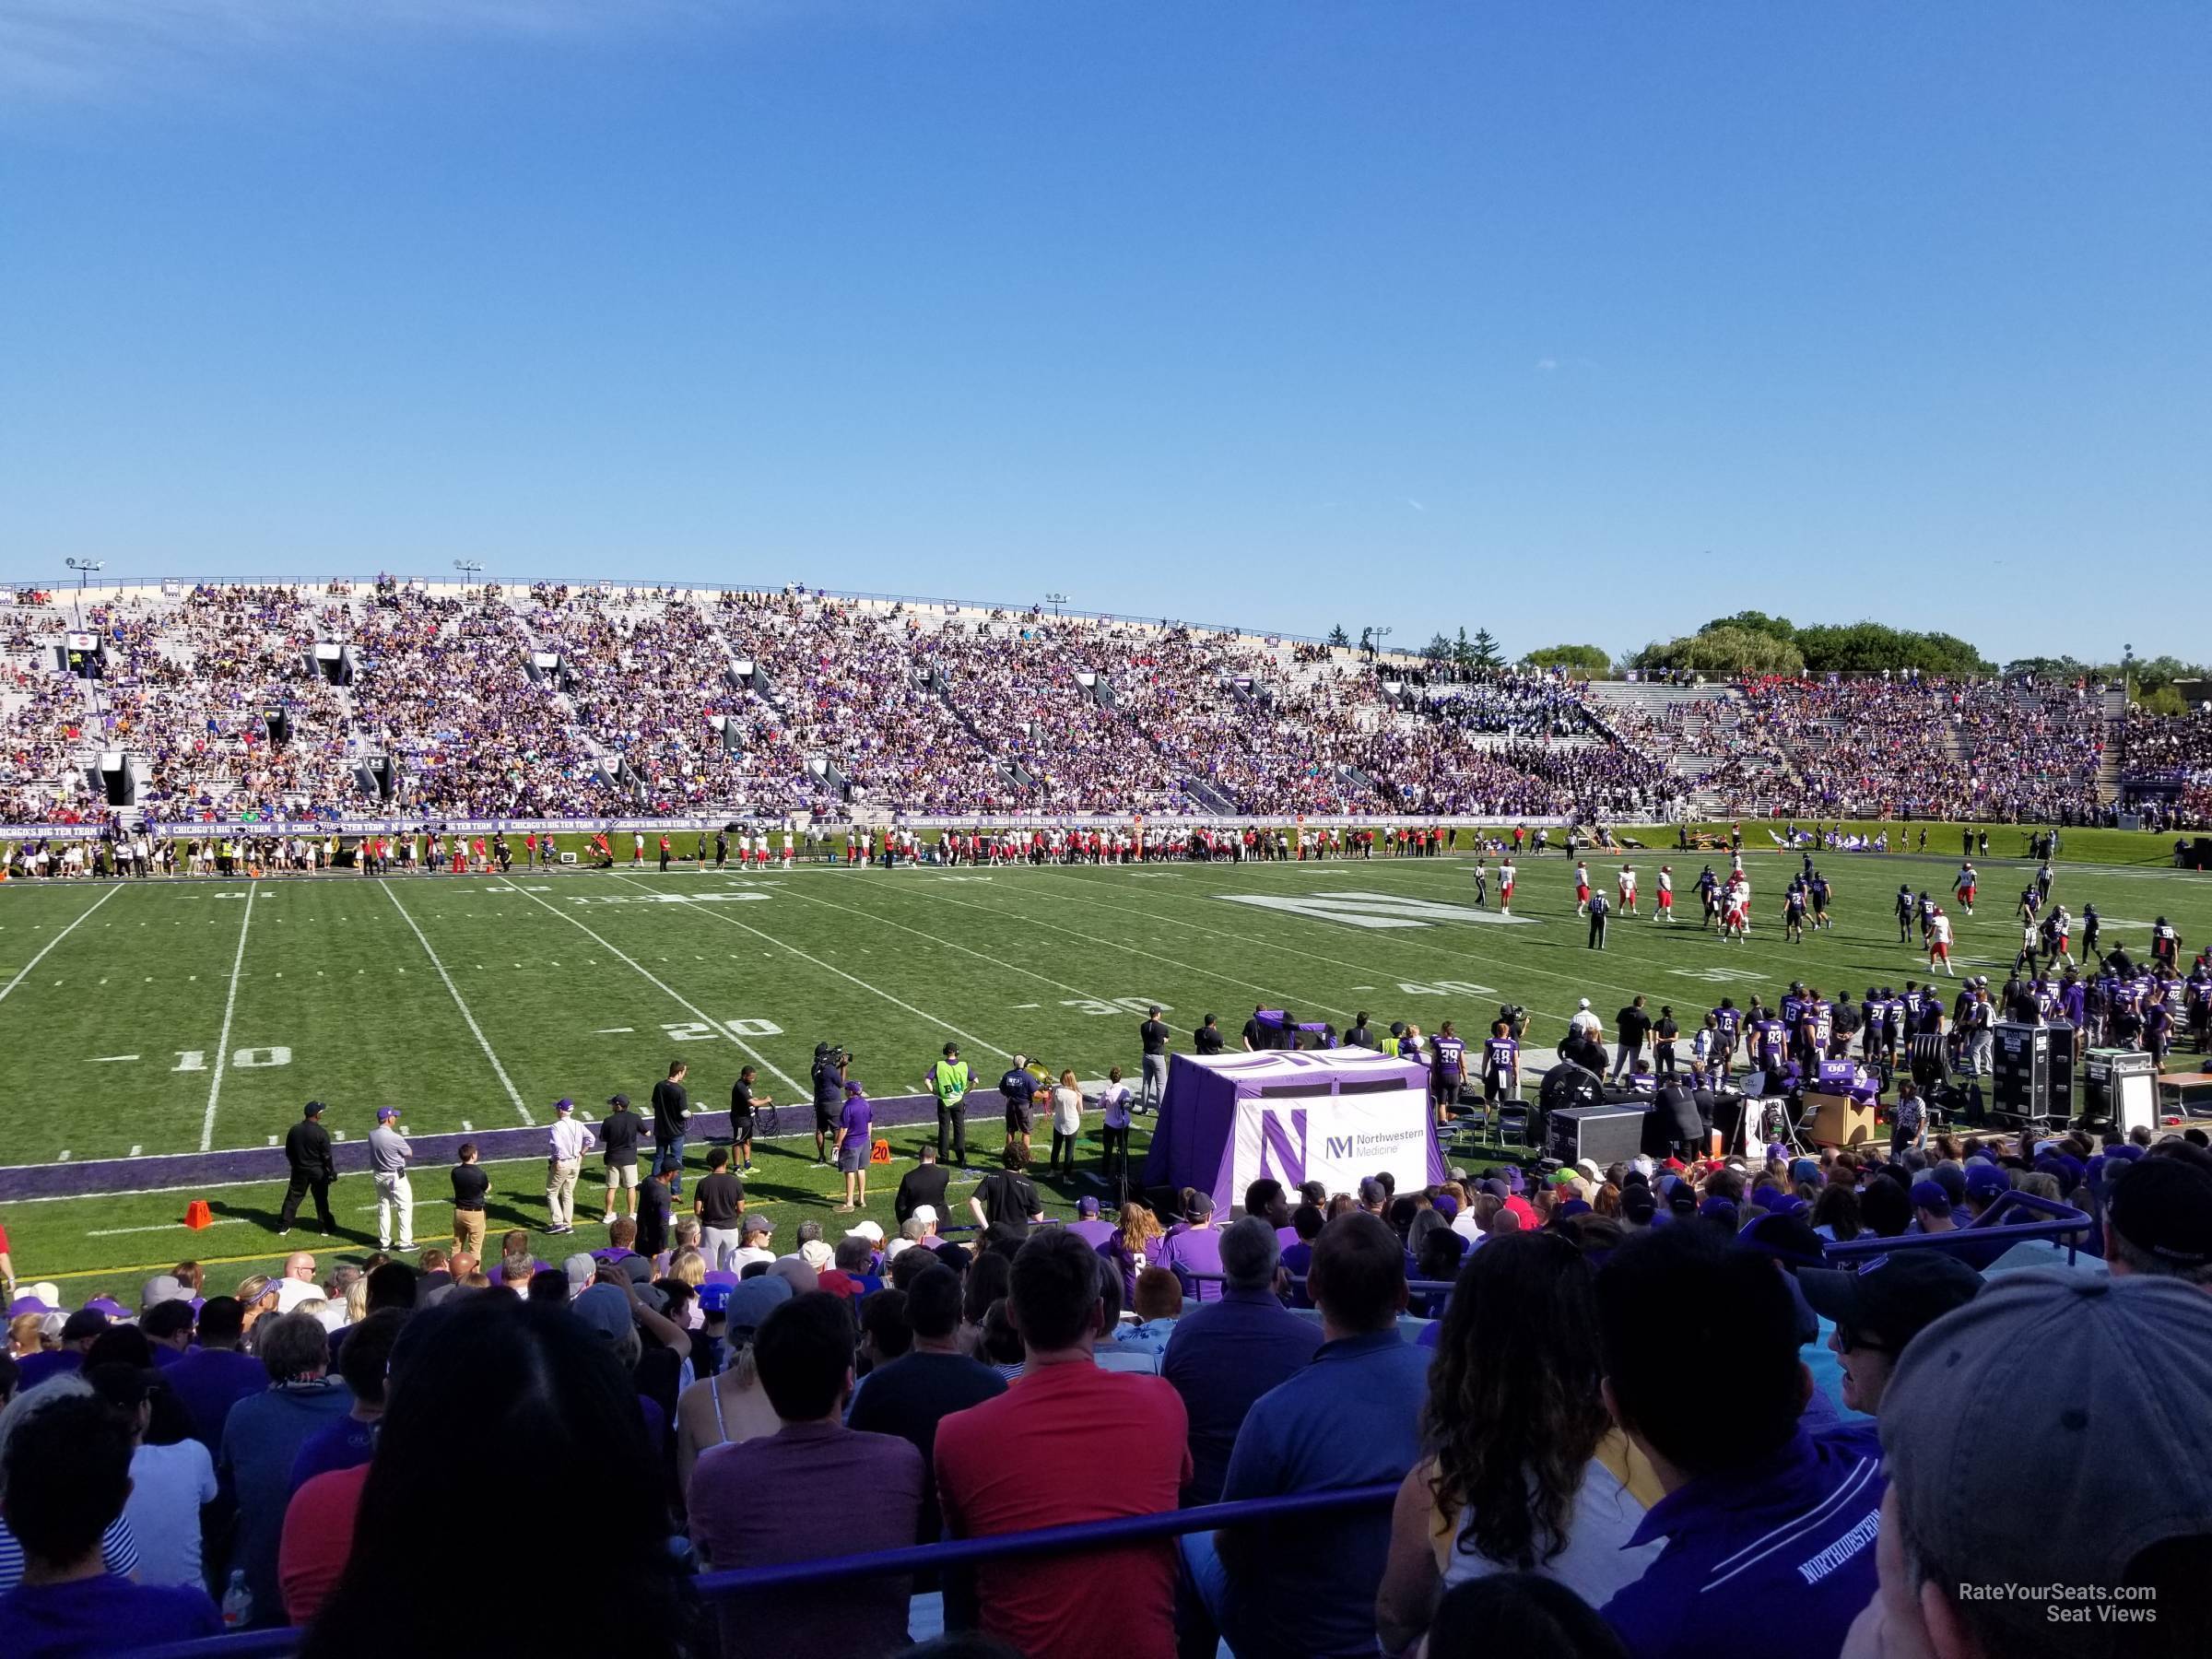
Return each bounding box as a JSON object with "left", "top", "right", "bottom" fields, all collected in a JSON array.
[
  {"left": 1358, "top": 1177, "right": 1387, "bottom": 1206},
  {"left": 141, "top": 1275, "right": 188, "bottom": 1310},
  {"left": 562, "top": 1253, "right": 596, "bottom": 1293},
  {"left": 1620, "top": 1187, "right": 1658, "bottom": 1226},
  {"left": 1076, "top": 1196, "right": 1100, "bottom": 1217},
  {"left": 797, "top": 1240, "right": 834, "bottom": 1272},
  {"left": 570, "top": 1283, "right": 632, "bottom": 1345},
  {"left": 83, "top": 1297, "right": 128, "bottom": 1321},
  {"left": 2106, "top": 1158, "right": 2212, "bottom": 1269},
  {"left": 912, "top": 1205, "right": 938, "bottom": 1225},
  {"left": 8, "top": 1292, "right": 56, "bottom": 1317},
  {"left": 1432, "top": 1194, "right": 1459, "bottom": 1219},
  {"left": 844, "top": 1080, "right": 865, "bottom": 1097},
  {"left": 739, "top": 1212, "right": 774, "bottom": 1238},
  {"left": 1799, "top": 1252, "right": 1982, "bottom": 1349},
  {"left": 1929, "top": 1164, "right": 1966, "bottom": 1206},
  {"left": 1574, "top": 1158, "right": 1603, "bottom": 1183},
  {"left": 1699, "top": 1196, "right": 1738, "bottom": 1224},
  {"left": 1964, "top": 1163, "right": 2011, "bottom": 1201},
  {"left": 1880, "top": 1273, "right": 2212, "bottom": 1652},
  {"left": 607, "top": 1093, "right": 629, "bottom": 1108},
  {"left": 302, "top": 1100, "right": 325, "bottom": 1117},
  {"left": 1577, "top": 998, "right": 1591, "bottom": 1010},
  {"left": 1910, "top": 1180, "right": 1950, "bottom": 1212},
  {"left": 846, "top": 1219, "right": 884, "bottom": 1243},
  {"left": 1788, "top": 1158, "right": 1823, "bottom": 1187},
  {"left": 552, "top": 1098, "right": 573, "bottom": 1115},
  {"left": 696, "top": 1281, "right": 735, "bottom": 1314},
  {"left": 61, "top": 1309, "right": 111, "bottom": 1342},
  {"left": 376, "top": 1105, "right": 400, "bottom": 1123},
  {"left": 1737, "top": 1214, "right": 1825, "bottom": 1268},
  {"left": 724, "top": 1276, "right": 791, "bottom": 1335}
]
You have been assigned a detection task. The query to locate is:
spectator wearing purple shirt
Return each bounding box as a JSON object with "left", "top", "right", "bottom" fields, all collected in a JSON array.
[
  {"left": 16, "top": 1310, "right": 104, "bottom": 1392},
  {"left": 1064, "top": 1194, "right": 1116, "bottom": 1250},
  {"left": 162, "top": 1298, "right": 266, "bottom": 1452},
  {"left": 832, "top": 1082, "right": 874, "bottom": 1213},
  {"left": 1160, "top": 1217, "right": 1323, "bottom": 1504},
  {"left": 288, "top": 1310, "right": 405, "bottom": 1493},
  {"left": 0, "top": 1392, "right": 218, "bottom": 1653},
  {"left": 1156, "top": 1189, "right": 1228, "bottom": 1304},
  {"left": 689, "top": 1292, "right": 924, "bottom": 1656}
]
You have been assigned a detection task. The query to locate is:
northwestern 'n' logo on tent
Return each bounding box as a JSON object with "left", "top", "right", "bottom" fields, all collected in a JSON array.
[{"left": 1218, "top": 890, "right": 1533, "bottom": 930}]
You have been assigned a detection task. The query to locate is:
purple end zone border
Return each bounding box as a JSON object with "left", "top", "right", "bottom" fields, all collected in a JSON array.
[{"left": 0, "top": 1091, "right": 950, "bottom": 1201}]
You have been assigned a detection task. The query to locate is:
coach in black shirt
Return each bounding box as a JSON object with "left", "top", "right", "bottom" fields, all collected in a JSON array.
[
  {"left": 450, "top": 1143, "right": 489, "bottom": 1259},
  {"left": 895, "top": 1145, "right": 953, "bottom": 1225},
  {"left": 1139, "top": 1006, "right": 1171, "bottom": 1112},
  {"left": 1194, "top": 1014, "right": 1226, "bottom": 1055},
  {"left": 277, "top": 1100, "right": 338, "bottom": 1234},
  {"left": 651, "top": 1061, "right": 691, "bottom": 1198},
  {"left": 1241, "top": 1006, "right": 1270, "bottom": 1051},
  {"left": 600, "top": 1093, "right": 642, "bottom": 1221}
]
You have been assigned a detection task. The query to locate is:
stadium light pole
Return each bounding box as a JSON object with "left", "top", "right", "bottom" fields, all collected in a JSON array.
[
  {"left": 64, "top": 558, "right": 103, "bottom": 629},
  {"left": 453, "top": 558, "right": 482, "bottom": 597},
  {"left": 1371, "top": 625, "right": 1392, "bottom": 664},
  {"left": 1045, "top": 591, "right": 1067, "bottom": 621}
]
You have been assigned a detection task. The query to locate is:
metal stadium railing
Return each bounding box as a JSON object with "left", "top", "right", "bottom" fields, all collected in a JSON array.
[{"left": 130, "top": 1482, "right": 1403, "bottom": 1659}]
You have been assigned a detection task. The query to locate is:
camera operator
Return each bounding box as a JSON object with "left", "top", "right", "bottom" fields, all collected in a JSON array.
[{"left": 811, "top": 1042, "right": 849, "bottom": 1166}]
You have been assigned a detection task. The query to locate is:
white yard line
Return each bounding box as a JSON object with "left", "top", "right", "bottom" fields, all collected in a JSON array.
[
  {"left": 198, "top": 880, "right": 257, "bottom": 1152},
  {"left": 605, "top": 874, "right": 1013, "bottom": 1060},
  {"left": 0, "top": 884, "right": 122, "bottom": 1006},
  {"left": 88, "top": 1217, "right": 252, "bottom": 1237},
  {"left": 380, "top": 881, "right": 535, "bottom": 1124},
  {"left": 491, "top": 878, "right": 809, "bottom": 1093},
  {"left": 627, "top": 874, "right": 1168, "bottom": 1030},
  {"left": 1027, "top": 869, "right": 1595, "bottom": 1024}
]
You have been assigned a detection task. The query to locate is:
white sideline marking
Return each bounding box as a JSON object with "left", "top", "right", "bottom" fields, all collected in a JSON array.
[
  {"left": 379, "top": 882, "right": 535, "bottom": 1125},
  {"left": 88, "top": 1054, "right": 140, "bottom": 1064},
  {"left": 0, "top": 884, "right": 121, "bottom": 1007},
  {"left": 489, "top": 877, "right": 807, "bottom": 1094},
  {"left": 198, "top": 880, "right": 257, "bottom": 1151},
  {"left": 88, "top": 1218, "right": 251, "bottom": 1237},
  {"left": 595, "top": 1027, "right": 634, "bottom": 1034}
]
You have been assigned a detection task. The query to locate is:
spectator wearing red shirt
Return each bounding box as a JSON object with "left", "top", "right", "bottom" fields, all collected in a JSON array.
[{"left": 935, "top": 1228, "right": 1192, "bottom": 1659}]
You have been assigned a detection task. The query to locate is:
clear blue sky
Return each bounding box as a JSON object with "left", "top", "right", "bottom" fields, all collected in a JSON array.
[{"left": 2, "top": 2, "right": 2205, "bottom": 663}]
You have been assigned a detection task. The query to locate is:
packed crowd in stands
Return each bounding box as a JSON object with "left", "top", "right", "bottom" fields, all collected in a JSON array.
[
  {"left": 1, "top": 585, "right": 1683, "bottom": 827},
  {"left": 4, "top": 1120, "right": 2209, "bottom": 1658},
  {"left": 1695, "top": 676, "right": 2112, "bottom": 822}
]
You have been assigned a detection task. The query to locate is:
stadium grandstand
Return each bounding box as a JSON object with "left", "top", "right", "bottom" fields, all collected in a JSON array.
[{"left": 8, "top": 577, "right": 2209, "bottom": 842}]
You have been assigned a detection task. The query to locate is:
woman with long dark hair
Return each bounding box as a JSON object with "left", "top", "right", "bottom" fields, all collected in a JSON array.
[
  {"left": 1376, "top": 1233, "right": 1660, "bottom": 1655},
  {"left": 300, "top": 1298, "right": 697, "bottom": 1658}
]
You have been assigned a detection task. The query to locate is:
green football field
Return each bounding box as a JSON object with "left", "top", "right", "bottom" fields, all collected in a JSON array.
[{"left": 4, "top": 839, "right": 2208, "bottom": 1304}]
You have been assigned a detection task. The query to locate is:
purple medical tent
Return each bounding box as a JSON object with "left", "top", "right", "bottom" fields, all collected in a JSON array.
[{"left": 1143, "top": 1049, "right": 1447, "bottom": 1215}]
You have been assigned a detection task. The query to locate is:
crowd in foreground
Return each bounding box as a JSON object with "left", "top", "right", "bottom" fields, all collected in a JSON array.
[{"left": 3, "top": 1115, "right": 2210, "bottom": 1659}]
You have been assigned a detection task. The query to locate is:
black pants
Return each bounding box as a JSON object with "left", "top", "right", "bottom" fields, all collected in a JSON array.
[
  {"left": 937, "top": 1104, "right": 968, "bottom": 1167},
  {"left": 1588, "top": 913, "right": 1607, "bottom": 948},
  {"left": 1049, "top": 1127, "right": 1078, "bottom": 1175},
  {"left": 1100, "top": 1124, "right": 1131, "bottom": 1189},
  {"left": 279, "top": 1171, "right": 335, "bottom": 1231}
]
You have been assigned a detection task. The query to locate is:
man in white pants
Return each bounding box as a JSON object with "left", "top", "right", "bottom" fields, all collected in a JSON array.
[
  {"left": 368, "top": 1106, "right": 415, "bottom": 1253},
  {"left": 545, "top": 1097, "right": 596, "bottom": 1236}
]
